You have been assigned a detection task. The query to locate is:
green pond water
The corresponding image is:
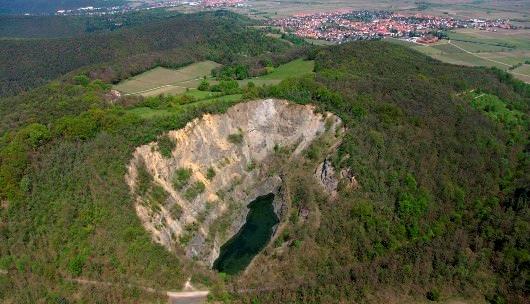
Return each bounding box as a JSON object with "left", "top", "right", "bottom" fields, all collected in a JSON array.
[{"left": 213, "top": 193, "right": 279, "bottom": 275}]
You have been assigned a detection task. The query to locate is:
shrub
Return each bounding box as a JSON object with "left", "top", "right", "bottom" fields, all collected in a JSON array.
[
  {"left": 150, "top": 185, "right": 168, "bottom": 206},
  {"left": 184, "top": 181, "right": 205, "bottom": 201},
  {"left": 206, "top": 167, "right": 216, "bottom": 180},
  {"left": 68, "top": 255, "right": 86, "bottom": 276},
  {"left": 21, "top": 123, "right": 51, "bottom": 148},
  {"left": 179, "top": 222, "right": 200, "bottom": 245},
  {"left": 171, "top": 204, "right": 183, "bottom": 219},
  {"left": 227, "top": 133, "right": 244, "bottom": 144},
  {"left": 53, "top": 115, "right": 98, "bottom": 140},
  {"left": 198, "top": 79, "right": 210, "bottom": 91},
  {"left": 136, "top": 163, "right": 152, "bottom": 195},
  {"left": 211, "top": 80, "right": 241, "bottom": 94},
  {"left": 157, "top": 135, "right": 175, "bottom": 158},
  {"left": 173, "top": 168, "right": 192, "bottom": 190},
  {"left": 73, "top": 75, "right": 90, "bottom": 86},
  {"left": 246, "top": 161, "right": 256, "bottom": 171},
  {"left": 426, "top": 289, "right": 440, "bottom": 301},
  {"left": 215, "top": 64, "right": 249, "bottom": 80},
  {"left": 88, "top": 79, "right": 111, "bottom": 91}
]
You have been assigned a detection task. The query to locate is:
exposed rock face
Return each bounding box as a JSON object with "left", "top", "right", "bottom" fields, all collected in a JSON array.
[
  {"left": 126, "top": 99, "right": 342, "bottom": 266},
  {"left": 340, "top": 168, "right": 359, "bottom": 190},
  {"left": 315, "top": 160, "right": 359, "bottom": 196},
  {"left": 315, "top": 158, "right": 339, "bottom": 197}
]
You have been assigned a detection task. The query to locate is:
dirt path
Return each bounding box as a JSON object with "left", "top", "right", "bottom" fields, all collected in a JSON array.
[
  {"left": 66, "top": 277, "right": 209, "bottom": 304},
  {"left": 448, "top": 40, "right": 512, "bottom": 67},
  {"left": 447, "top": 40, "right": 530, "bottom": 81},
  {"left": 167, "top": 291, "right": 209, "bottom": 304}
]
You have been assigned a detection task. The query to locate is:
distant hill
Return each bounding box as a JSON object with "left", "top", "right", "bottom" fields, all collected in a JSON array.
[
  {"left": 0, "top": 0, "right": 125, "bottom": 14},
  {"left": 0, "top": 11, "right": 288, "bottom": 96},
  {"left": 0, "top": 10, "right": 184, "bottom": 38}
]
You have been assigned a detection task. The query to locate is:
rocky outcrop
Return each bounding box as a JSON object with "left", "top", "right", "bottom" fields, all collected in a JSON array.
[
  {"left": 125, "top": 99, "right": 342, "bottom": 266},
  {"left": 315, "top": 160, "right": 359, "bottom": 196},
  {"left": 314, "top": 158, "right": 339, "bottom": 197},
  {"left": 340, "top": 168, "right": 359, "bottom": 190}
]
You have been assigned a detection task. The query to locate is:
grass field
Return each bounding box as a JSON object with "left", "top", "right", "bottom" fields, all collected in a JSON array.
[
  {"left": 127, "top": 94, "right": 243, "bottom": 119},
  {"left": 123, "top": 58, "right": 313, "bottom": 118},
  {"left": 511, "top": 64, "right": 530, "bottom": 83},
  {"left": 113, "top": 61, "right": 221, "bottom": 96},
  {"left": 448, "top": 29, "right": 530, "bottom": 51},
  {"left": 387, "top": 28, "right": 530, "bottom": 83},
  {"left": 239, "top": 58, "right": 314, "bottom": 86},
  {"left": 222, "top": 0, "right": 530, "bottom": 25}
]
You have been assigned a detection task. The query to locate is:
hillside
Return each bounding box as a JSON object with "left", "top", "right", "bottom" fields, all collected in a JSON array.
[
  {"left": 0, "top": 10, "right": 185, "bottom": 38},
  {"left": 0, "top": 11, "right": 287, "bottom": 96},
  {"left": 234, "top": 42, "right": 529, "bottom": 303},
  {"left": 0, "top": 15, "right": 528, "bottom": 304},
  {"left": 0, "top": 0, "right": 125, "bottom": 14}
]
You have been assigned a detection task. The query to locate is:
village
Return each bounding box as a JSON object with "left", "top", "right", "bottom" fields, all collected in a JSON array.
[
  {"left": 270, "top": 10, "right": 516, "bottom": 43},
  {"left": 55, "top": 0, "right": 246, "bottom": 16}
]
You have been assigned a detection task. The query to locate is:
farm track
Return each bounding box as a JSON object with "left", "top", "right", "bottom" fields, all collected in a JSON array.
[
  {"left": 447, "top": 40, "right": 530, "bottom": 81},
  {"left": 448, "top": 40, "right": 512, "bottom": 67}
]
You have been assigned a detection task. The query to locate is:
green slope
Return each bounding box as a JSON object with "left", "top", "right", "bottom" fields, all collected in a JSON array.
[
  {"left": 0, "top": 36, "right": 528, "bottom": 304},
  {"left": 0, "top": 11, "right": 289, "bottom": 97}
]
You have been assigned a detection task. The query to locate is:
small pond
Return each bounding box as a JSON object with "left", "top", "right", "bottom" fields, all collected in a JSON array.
[{"left": 213, "top": 193, "right": 279, "bottom": 275}]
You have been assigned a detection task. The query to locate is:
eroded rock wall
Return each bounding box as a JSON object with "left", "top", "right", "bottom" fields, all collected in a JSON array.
[{"left": 126, "top": 99, "right": 342, "bottom": 265}]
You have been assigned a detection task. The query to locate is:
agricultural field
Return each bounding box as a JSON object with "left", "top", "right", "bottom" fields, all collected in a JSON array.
[
  {"left": 113, "top": 61, "right": 221, "bottom": 96},
  {"left": 387, "top": 28, "right": 530, "bottom": 82},
  {"left": 231, "top": 0, "right": 412, "bottom": 19},
  {"left": 510, "top": 64, "right": 530, "bottom": 83},
  {"left": 114, "top": 58, "right": 313, "bottom": 99},
  {"left": 449, "top": 29, "right": 530, "bottom": 51},
  {"left": 223, "top": 0, "right": 530, "bottom": 24},
  {"left": 122, "top": 58, "right": 313, "bottom": 119},
  {"left": 169, "top": 0, "right": 413, "bottom": 19}
]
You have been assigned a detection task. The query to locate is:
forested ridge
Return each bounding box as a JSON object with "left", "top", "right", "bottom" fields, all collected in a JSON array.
[
  {"left": 233, "top": 42, "right": 529, "bottom": 303},
  {"left": 0, "top": 0, "right": 125, "bottom": 14},
  {"left": 0, "top": 11, "right": 288, "bottom": 96},
  {"left": 0, "top": 10, "right": 185, "bottom": 38},
  {"left": 0, "top": 11, "right": 528, "bottom": 303}
]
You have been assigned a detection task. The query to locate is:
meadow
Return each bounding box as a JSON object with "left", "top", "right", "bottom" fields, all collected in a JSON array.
[
  {"left": 113, "top": 61, "right": 221, "bottom": 96},
  {"left": 387, "top": 28, "right": 530, "bottom": 83},
  {"left": 115, "top": 58, "right": 315, "bottom": 100},
  {"left": 220, "top": 0, "right": 530, "bottom": 25},
  {"left": 238, "top": 58, "right": 314, "bottom": 86},
  {"left": 117, "top": 58, "right": 315, "bottom": 121}
]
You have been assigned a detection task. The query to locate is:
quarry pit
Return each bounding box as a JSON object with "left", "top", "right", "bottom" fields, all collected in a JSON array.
[{"left": 126, "top": 99, "right": 342, "bottom": 270}]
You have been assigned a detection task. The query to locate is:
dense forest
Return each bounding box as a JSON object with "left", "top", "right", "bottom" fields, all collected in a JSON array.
[
  {"left": 233, "top": 42, "right": 529, "bottom": 303},
  {"left": 0, "top": 11, "right": 289, "bottom": 96},
  {"left": 0, "top": 10, "right": 185, "bottom": 38},
  {"left": 0, "top": 0, "right": 125, "bottom": 14},
  {"left": 0, "top": 10, "right": 528, "bottom": 304}
]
